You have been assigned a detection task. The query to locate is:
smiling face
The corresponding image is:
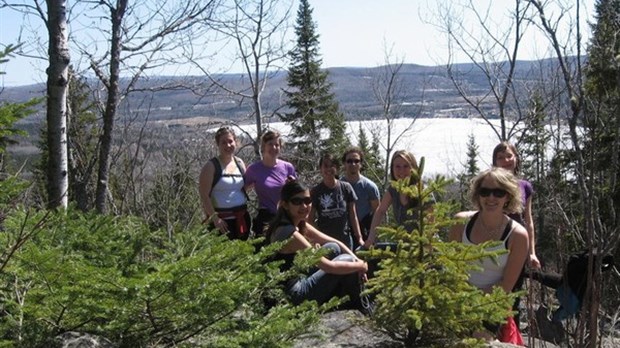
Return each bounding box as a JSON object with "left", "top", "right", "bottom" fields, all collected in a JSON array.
[
  {"left": 495, "top": 148, "right": 518, "bottom": 173},
  {"left": 391, "top": 156, "right": 412, "bottom": 180},
  {"left": 492, "top": 142, "right": 520, "bottom": 174},
  {"left": 320, "top": 158, "right": 338, "bottom": 180},
  {"left": 283, "top": 190, "right": 312, "bottom": 221},
  {"left": 477, "top": 176, "right": 509, "bottom": 213},
  {"left": 217, "top": 131, "right": 236, "bottom": 156},
  {"left": 262, "top": 137, "right": 281, "bottom": 159}
]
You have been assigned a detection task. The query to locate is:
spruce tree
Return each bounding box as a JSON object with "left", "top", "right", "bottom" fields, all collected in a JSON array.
[
  {"left": 363, "top": 160, "right": 515, "bottom": 346},
  {"left": 519, "top": 92, "right": 554, "bottom": 260},
  {"left": 583, "top": 0, "right": 620, "bottom": 222},
  {"left": 281, "top": 0, "right": 348, "bottom": 172},
  {"left": 0, "top": 45, "right": 41, "bottom": 173},
  {"left": 357, "top": 123, "right": 384, "bottom": 187},
  {"left": 456, "top": 134, "right": 479, "bottom": 210}
]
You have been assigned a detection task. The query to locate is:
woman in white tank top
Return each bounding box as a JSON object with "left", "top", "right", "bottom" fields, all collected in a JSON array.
[
  {"left": 448, "top": 167, "right": 529, "bottom": 343},
  {"left": 199, "top": 127, "right": 250, "bottom": 240},
  {"left": 449, "top": 167, "right": 529, "bottom": 293}
]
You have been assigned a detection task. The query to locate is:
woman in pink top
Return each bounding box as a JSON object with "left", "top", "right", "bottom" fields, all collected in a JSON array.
[{"left": 244, "top": 130, "right": 297, "bottom": 237}]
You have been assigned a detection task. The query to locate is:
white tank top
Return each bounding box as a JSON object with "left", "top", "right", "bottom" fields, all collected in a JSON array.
[
  {"left": 462, "top": 214, "right": 513, "bottom": 289},
  {"left": 211, "top": 161, "right": 246, "bottom": 211}
]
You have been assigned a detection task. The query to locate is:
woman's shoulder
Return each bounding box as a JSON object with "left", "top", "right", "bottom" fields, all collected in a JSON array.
[
  {"left": 507, "top": 218, "right": 529, "bottom": 242},
  {"left": 233, "top": 155, "right": 247, "bottom": 166},
  {"left": 245, "top": 160, "right": 265, "bottom": 173},
  {"left": 519, "top": 178, "right": 534, "bottom": 192},
  {"left": 386, "top": 185, "right": 397, "bottom": 197},
  {"left": 271, "top": 224, "right": 297, "bottom": 243},
  {"left": 273, "top": 158, "right": 294, "bottom": 170},
  {"left": 200, "top": 158, "right": 217, "bottom": 175},
  {"left": 448, "top": 222, "right": 465, "bottom": 242}
]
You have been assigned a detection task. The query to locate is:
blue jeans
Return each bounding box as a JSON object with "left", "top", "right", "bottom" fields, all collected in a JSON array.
[{"left": 288, "top": 242, "right": 361, "bottom": 306}]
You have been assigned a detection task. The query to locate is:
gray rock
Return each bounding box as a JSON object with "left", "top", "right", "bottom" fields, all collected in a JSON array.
[
  {"left": 294, "top": 310, "right": 562, "bottom": 348},
  {"left": 55, "top": 332, "right": 115, "bottom": 348}
]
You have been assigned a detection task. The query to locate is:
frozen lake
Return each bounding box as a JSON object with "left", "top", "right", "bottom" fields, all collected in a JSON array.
[{"left": 235, "top": 118, "right": 510, "bottom": 177}]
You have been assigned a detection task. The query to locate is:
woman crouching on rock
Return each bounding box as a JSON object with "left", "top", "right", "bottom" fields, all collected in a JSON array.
[{"left": 266, "top": 179, "right": 368, "bottom": 308}]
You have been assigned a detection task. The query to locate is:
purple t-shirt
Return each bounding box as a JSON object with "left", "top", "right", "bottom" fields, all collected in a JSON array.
[
  {"left": 509, "top": 179, "right": 534, "bottom": 225},
  {"left": 244, "top": 159, "right": 296, "bottom": 214}
]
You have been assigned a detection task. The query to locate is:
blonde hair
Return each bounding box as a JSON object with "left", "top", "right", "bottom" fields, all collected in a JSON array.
[
  {"left": 390, "top": 150, "right": 418, "bottom": 184},
  {"left": 469, "top": 167, "right": 523, "bottom": 214}
]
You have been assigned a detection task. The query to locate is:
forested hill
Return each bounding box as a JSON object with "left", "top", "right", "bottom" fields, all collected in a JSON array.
[{"left": 3, "top": 58, "right": 561, "bottom": 123}]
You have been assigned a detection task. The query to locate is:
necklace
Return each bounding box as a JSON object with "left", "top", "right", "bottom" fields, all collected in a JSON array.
[{"left": 478, "top": 215, "right": 505, "bottom": 240}]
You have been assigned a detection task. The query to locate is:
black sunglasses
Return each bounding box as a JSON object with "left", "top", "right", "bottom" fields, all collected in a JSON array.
[
  {"left": 289, "top": 196, "right": 312, "bottom": 206},
  {"left": 478, "top": 187, "right": 508, "bottom": 198},
  {"left": 346, "top": 159, "right": 361, "bottom": 164}
]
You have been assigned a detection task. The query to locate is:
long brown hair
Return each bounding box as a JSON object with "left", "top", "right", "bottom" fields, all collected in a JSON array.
[{"left": 492, "top": 141, "right": 521, "bottom": 175}]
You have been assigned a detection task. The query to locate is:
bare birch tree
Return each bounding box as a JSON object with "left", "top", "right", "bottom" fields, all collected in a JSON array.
[
  {"left": 13, "top": 0, "right": 70, "bottom": 209},
  {"left": 528, "top": 1, "right": 620, "bottom": 346},
  {"left": 44, "top": 0, "right": 69, "bottom": 209},
  {"left": 193, "top": 0, "right": 293, "bottom": 158},
  {"left": 431, "top": 0, "right": 532, "bottom": 141},
  {"left": 368, "top": 43, "right": 424, "bottom": 189},
  {"left": 1, "top": 0, "right": 69, "bottom": 208},
  {"left": 72, "top": 0, "right": 218, "bottom": 213}
]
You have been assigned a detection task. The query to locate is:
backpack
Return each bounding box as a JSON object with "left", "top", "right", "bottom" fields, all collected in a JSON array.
[{"left": 209, "top": 156, "right": 247, "bottom": 196}]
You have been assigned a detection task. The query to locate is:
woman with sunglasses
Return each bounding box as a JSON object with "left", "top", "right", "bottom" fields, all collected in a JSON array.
[
  {"left": 266, "top": 179, "right": 368, "bottom": 308},
  {"left": 448, "top": 167, "right": 529, "bottom": 342},
  {"left": 199, "top": 127, "right": 250, "bottom": 240},
  {"left": 244, "top": 130, "right": 297, "bottom": 238},
  {"left": 308, "top": 153, "right": 364, "bottom": 250}
]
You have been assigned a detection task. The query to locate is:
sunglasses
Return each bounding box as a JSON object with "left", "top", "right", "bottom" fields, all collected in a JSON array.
[
  {"left": 478, "top": 187, "right": 508, "bottom": 198},
  {"left": 346, "top": 159, "right": 361, "bottom": 164},
  {"left": 289, "top": 196, "right": 312, "bottom": 206}
]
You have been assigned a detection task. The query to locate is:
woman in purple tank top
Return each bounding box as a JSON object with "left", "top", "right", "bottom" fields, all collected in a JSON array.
[{"left": 492, "top": 141, "right": 539, "bottom": 269}]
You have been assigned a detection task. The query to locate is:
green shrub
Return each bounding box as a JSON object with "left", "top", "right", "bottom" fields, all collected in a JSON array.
[
  {"left": 363, "top": 158, "right": 517, "bottom": 347},
  {"left": 0, "top": 206, "right": 321, "bottom": 347}
]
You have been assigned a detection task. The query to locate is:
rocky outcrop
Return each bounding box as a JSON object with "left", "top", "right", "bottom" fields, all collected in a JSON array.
[{"left": 55, "top": 332, "right": 115, "bottom": 348}]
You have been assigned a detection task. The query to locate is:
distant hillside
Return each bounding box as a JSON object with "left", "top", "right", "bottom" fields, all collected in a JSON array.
[{"left": 2, "top": 59, "right": 560, "bottom": 124}]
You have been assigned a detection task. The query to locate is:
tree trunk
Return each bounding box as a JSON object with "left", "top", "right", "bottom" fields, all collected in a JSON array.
[
  {"left": 95, "top": 0, "right": 127, "bottom": 214},
  {"left": 45, "top": 0, "right": 69, "bottom": 209}
]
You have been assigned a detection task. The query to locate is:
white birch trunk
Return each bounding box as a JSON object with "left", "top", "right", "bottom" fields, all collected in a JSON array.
[{"left": 46, "top": 0, "right": 69, "bottom": 209}]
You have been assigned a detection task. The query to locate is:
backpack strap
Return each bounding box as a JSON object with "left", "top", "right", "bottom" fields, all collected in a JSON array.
[
  {"left": 233, "top": 157, "right": 249, "bottom": 200},
  {"left": 233, "top": 156, "right": 245, "bottom": 175},
  {"left": 209, "top": 157, "right": 222, "bottom": 196}
]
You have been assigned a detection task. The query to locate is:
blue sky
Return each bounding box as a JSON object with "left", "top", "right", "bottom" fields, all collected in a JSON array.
[{"left": 0, "top": 0, "right": 595, "bottom": 87}]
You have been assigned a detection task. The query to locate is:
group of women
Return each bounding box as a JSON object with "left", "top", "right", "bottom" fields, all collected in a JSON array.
[{"left": 199, "top": 126, "right": 539, "bottom": 343}]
